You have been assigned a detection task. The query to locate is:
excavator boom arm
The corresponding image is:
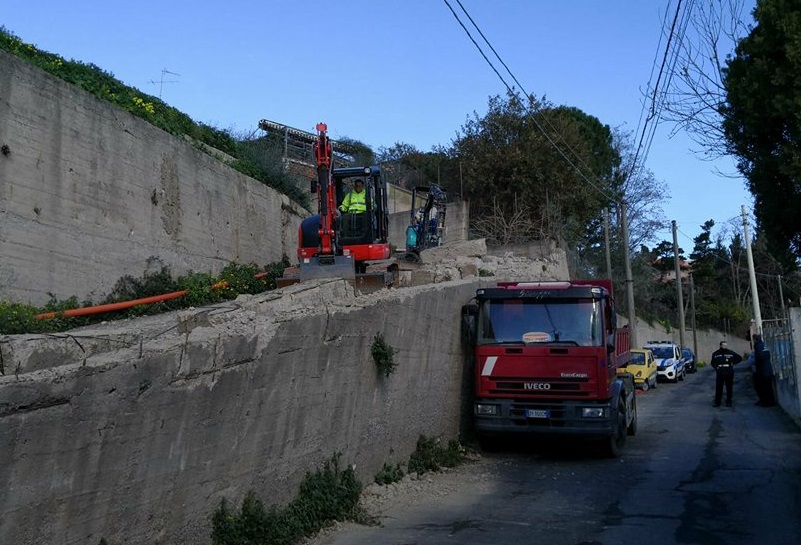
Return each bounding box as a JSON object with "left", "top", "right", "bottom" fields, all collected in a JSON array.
[{"left": 313, "top": 123, "right": 336, "bottom": 256}]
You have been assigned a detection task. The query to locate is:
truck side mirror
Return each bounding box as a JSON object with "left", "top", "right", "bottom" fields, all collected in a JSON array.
[
  {"left": 606, "top": 332, "right": 615, "bottom": 355},
  {"left": 461, "top": 303, "right": 478, "bottom": 345}
]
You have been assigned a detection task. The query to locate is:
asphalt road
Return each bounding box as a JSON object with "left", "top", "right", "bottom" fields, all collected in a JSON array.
[{"left": 310, "top": 364, "right": 801, "bottom": 545}]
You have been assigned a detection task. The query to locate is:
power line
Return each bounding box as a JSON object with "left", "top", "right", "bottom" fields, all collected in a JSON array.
[
  {"left": 452, "top": 0, "right": 605, "bottom": 192},
  {"left": 628, "top": 0, "right": 690, "bottom": 183},
  {"left": 442, "top": 0, "right": 617, "bottom": 203}
]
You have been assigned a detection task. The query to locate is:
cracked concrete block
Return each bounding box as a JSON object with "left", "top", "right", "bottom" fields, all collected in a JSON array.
[
  {"left": 410, "top": 270, "right": 437, "bottom": 286},
  {"left": 458, "top": 262, "right": 479, "bottom": 278},
  {"left": 419, "top": 239, "right": 487, "bottom": 264}
]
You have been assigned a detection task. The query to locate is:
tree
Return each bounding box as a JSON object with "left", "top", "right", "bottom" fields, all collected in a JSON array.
[
  {"left": 453, "top": 91, "right": 621, "bottom": 245},
  {"left": 721, "top": 0, "right": 801, "bottom": 261},
  {"left": 571, "top": 128, "right": 670, "bottom": 294},
  {"left": 689, "top": 219, "right": 719, "bottom": 285},
  {"left": 661, "top": 0, "right": 752, "bottom": 157},
  {"left": 336, "top": 136, "right": 374, "bottom": 166},
  {"left": 610, "top": 128, "right": 669, "bottom": 250}
]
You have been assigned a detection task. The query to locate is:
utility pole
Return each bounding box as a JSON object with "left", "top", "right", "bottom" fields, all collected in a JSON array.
[
  {"left": 621, "top": 201, "right": 637, "bottom": 348},
  {"left": 459, "top": 161, "right": 463, "bottom": 200},
  {"left": 741, "top": 205, "right": 762, "bottom": 334},
  {"left": 672, "top": 220, "right": 686, "bottom": 348},
  {"left": 603, "top": 208, "right": 613, "bottom": 282},
  {"left": 778, "top": 275, "right": 786, "bottom": 324},
  {"left": 689, "top": 272, "right": 698, "bottom": 358}
]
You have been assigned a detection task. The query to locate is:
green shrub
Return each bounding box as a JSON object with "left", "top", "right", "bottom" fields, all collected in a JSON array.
[
  {"left": 407, "top": 435, "right": 464, "bottom": 475},
  {"left": 374, "top": 462, "right": 405, "bottom": 485},
  {"left": 371, "top": 333, "right": 398, "bottom": 377},
  {"left": 211, "top": 454, "right": 362, "bottom": 545},
  {"left": 0, "top": 301, "right": 37, "bottom": 334},
  {"left": 0, "top": 258, "right": 290, "bottom": 335}
]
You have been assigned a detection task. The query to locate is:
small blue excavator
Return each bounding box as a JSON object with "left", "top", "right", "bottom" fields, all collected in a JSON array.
[{"left": 402, "top": 184, "right": 447, "bottom": 262}]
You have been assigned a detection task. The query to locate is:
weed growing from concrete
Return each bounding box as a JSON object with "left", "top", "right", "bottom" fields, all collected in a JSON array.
[
  {"left": 371, "top": 333, "right": 398, "bottom": 377},
  {"left": 374, "top": 462, "right": 405, "bottom": 485},
  {"left": 407, "top": 435, "right": 464, "bottom": 475},
  {"left": 210, "top": 453, "right": 363, "bottom": 545}
]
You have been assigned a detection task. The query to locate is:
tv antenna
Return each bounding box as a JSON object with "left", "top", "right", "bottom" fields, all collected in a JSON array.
[{"left": 148, "top": 68, "right": 180, "bottom": 99}]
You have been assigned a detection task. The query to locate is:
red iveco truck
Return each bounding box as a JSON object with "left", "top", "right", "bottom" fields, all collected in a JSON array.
[{"left": 461, "top": 280, "right": 637, "bottom": 457}]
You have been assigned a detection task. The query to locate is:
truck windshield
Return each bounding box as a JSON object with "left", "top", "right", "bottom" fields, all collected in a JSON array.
[{"left": 477, "top": 299, "right": 602, "bottom": 346}]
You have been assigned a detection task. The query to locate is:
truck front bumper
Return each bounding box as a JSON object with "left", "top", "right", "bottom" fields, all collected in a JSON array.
[{"left": 474, "top": 398, "right": 616, "bottom": 437}]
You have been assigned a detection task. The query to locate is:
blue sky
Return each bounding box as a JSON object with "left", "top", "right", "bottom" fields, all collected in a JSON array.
[{"left": 2, "top": 0, "right": 756, "bottom": 250}]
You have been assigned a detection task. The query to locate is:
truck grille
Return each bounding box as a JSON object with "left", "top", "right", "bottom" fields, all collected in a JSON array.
[{"left": 489, "top": 376, "right": 590, "bottom": 398}]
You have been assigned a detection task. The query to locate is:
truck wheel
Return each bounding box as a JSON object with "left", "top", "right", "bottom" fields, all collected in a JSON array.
[
  {"left": 605, "top": 400, "right": 627, "bottom": 458},
  {"left": 627, "top": 394, "right": 638, "bottom": 437},
  {"left": 652, "top": 377, "right": 657, "bottom": 389},
  {"left": 641, "top": 381, "right": 649, "bottom": 392}
]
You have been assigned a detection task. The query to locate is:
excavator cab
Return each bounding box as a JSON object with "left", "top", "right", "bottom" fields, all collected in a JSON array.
[
  {"left": 334, "top": 167, "right": 389, "bottom": 251},
  {"left": 297, "top": 165, "right": 391, "bottom": 278}
]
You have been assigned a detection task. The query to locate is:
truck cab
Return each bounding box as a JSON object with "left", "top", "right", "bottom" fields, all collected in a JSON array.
[{"left": 462, "top": 280, "right": 637, "bottom": 457}]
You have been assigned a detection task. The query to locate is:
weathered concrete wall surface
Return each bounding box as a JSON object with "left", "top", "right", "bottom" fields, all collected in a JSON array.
[
  {"left": 0, "top": 50, "right": 307, "bottom": 306},
  {"left": 0, "top": 280, "right": 476, "bottom": 544},
  {"left": 0, "top": 242, "right": 571, "bottom": 545}
]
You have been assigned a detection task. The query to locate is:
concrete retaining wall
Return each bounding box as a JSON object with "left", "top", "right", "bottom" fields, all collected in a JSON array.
[
  {"left": 0, "top": 50, "right": 307, "bottom": 306},
  {"left": 0, "top": 279, "right": 486, "bottom": 545}
]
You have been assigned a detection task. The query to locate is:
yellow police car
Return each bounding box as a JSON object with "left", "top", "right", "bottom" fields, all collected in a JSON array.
[{"left": 618, "top": 348, "right": 659, "bottom": 391}]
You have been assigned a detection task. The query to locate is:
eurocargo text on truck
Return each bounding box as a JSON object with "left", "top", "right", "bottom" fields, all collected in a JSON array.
[{"left": 461, "top": 279, "right": 638, "bottom": 457}]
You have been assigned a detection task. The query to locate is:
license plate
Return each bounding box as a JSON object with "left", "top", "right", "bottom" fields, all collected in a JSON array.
[{"left": 525, "top": 409, "right": 549, "bottom": 419}]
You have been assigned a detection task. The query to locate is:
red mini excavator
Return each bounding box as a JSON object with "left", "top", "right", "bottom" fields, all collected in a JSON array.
[{"left": 295, "top": 123, "right": 391, "bottom": 283}]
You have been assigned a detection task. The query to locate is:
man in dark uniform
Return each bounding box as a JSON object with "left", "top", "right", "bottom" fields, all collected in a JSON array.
[
  {"left": 711, "top": 340, "right": 743, "bottom": 407},
  {"left": 752, "top": 334, "right": 776, "bottom": 407}
]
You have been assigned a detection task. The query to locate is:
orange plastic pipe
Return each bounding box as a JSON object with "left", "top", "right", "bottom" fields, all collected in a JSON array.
[
  {"left": 35, "top": 272, "right": 270, "bottom": 320},
  {"left": 35, "top": 290, "right": 188, "bottom": 320}
]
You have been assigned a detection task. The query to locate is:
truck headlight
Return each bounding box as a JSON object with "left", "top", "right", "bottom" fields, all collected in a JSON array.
[
  {"left": 581, "top": 407, "right": 608, "bottom": 419},
  {"left": 475, "top": 404, "right": 499, "bottom": 416}
]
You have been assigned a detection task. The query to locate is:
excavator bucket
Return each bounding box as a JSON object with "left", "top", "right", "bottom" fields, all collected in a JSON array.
[{"left": 299, "top": 255, "right": 356, "bottom": 282}]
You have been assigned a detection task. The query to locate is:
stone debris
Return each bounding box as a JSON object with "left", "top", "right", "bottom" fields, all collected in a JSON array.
[{"left": 389, "top": 238, "right": 569, "bottom": 287}]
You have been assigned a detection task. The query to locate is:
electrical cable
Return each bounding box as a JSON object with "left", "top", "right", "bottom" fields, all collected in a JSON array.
[
  {"left": 452, "top": 0, "right": 608, "bottom": 196},
  {"left": 442, "top": 0, "right": 617, "bottom": 203},
  {"left": 628, "top": 0, "right": 689, "bottom": 184}
]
